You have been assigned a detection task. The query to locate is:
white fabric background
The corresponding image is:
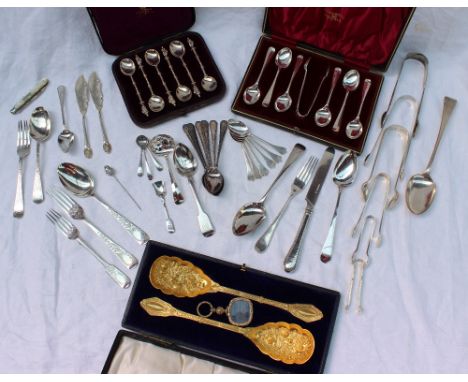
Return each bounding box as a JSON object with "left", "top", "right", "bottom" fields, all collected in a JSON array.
[{"left": 0, "top": 7, "right": 467, "bottom": 373}]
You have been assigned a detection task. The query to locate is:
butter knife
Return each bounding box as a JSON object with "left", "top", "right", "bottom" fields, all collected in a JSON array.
[
  {"left": 75, "top": 75, "right": 93, "bottom": 159},
  {"left": 284, "top": 146, "right": 335, "bottom": 272},
  {"left": 89, "top": 72, "right": 112, "bottom": 153}
]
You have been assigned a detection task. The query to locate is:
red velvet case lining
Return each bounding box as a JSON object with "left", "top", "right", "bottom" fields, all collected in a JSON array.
[{"left": 267, "top": 7, "right": 413, "bottom": 70}]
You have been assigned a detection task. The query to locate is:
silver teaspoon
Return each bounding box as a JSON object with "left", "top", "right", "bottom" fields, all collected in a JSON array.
[
  {"left": 135, "top": 54, "right": 165, "bottom": 112},
  {"left": 170, "top": 40, "right": 201, "bottom": 98},
  {"left": 243, "top": 46, "right": 276, "bottom": 105},
  {"left": 346, "top": 79, "right": 372, "bottom": 139},
  {"left": 136, "top": 135, "right": 153, "bottom": 180},
  {"left": 57, "top": 86, "right": 75, "bottom": 153},
  {"left": 161, "top": 46, "right": 192, "bottom": 102},
  {"left": 119, "top": 58, "right": 149, "bottom": 116},
  {"left": 145, "top": 49, "right": 176, "bottom": 107},
  {"left": 274, "top": 55, "right": 304, "bottom": 112},
  {"left": 315, "top": 67, "right": 342, "bottom": 127},
  {"left": 332, "top": 69, "right": 360, "bottom": 133},
  {"left": 262, "top": 47, "right": 292, "bottom": 108},
  {"left": 187, "top": 37, "right": 217, "bottom": 92}
]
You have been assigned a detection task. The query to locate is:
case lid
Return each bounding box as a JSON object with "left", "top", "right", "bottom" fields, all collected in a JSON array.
[
  {"left": 88, "top": 7, "right": 196, "bottom": 55},
  {"left": 264, "top": 7, "right": 414, "bottom": 71}
]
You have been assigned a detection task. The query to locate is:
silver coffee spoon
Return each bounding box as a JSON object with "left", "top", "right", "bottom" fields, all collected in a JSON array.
[
  {"left": 170, "top": 40, "right": 201, "bottom": 98},
  {"left": 173, "top": 143, "right": 214, "bottom": 237},
  {"left": 232, "top": 143, "right": 305, "bottom": 236},
  {"left": 187, "top": 37, "right": 218, "bottom": 92},
  {"left": 315, "top": 67, "right": 342, "bottom": 127},
  {"left": 30, "top": 106, "right": 51, "bottom": 203},
  {"left": 262, "top": 47, "right": 292, "bottom": 108},
  {"left": 161, "top": 46, "right": 192, "bottom": 102},
  {"left": 346, "top": 78, "right": 372, "bottom": 139},
  {"left": 274, "top": 55, "right": 304, "bottom": 112},
  {"left": 135, "top": 54, "right": 165, "bottom": 112},
  {"left": 119, "top": 58, "right": 149, "bottom": 116},
  {"left": 57, "top": 86, "right": 75, "bottom": 153},
  {"left": 57, "top": 163, "right": 149, "bottom": 245},
  {"left": 144, "top": 49, "right": 177, "bottom": 107},
  {"left": 406, "top": 96, "right": 457, "bottom": 215},
  {"left": 104, "top": 165, "right": 142, "bottom": 211},
  {"left": 243, "top": 46, "right": 276, "bottom": 105},
  {"left": 320, "top": 150, "right": 357, "bottom": 263},
  {"left": 332, "top": 69, "right": 360, "bottom": 133}
]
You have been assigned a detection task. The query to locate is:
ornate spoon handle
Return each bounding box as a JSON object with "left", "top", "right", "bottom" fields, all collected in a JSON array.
[
  {"left": 162, "top": 47, "right": 181, "bottom": 86},
  {"left": 92, "top": 194, "right": 149, "bottom": 245},
  {"left": 181, "top": 58, "right": 201, "bottom": 97},
  {"left": 129, "top": 75, "right": 149, "bottom": 116}
]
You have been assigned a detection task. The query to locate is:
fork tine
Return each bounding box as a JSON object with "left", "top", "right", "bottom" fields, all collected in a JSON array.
[
  {"left": 49, "top": 187, "right": 73, "bottom": 210},
  {"left": 56, "top": 188, "right": 75, "bottom": 208},
  {"left": 17, "top": 121, "right": 21, "bottom": 148},
  {"left": 305, "top": 157, "right": 319, "bottom": 184},
  {"left": 24, "top": 120, "right": 31, "bottom": 146},
  {"left": 299, "top": 156, "right": 314, "bottom": 181}
]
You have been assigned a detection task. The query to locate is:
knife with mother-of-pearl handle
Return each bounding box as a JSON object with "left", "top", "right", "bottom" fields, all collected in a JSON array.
[{"left": 10, "top": 78, "right": 49, "bottom": 114}]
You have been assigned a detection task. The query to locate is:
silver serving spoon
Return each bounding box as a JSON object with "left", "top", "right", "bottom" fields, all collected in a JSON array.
[
  {"left": 57, "top": 86, "right": 75, "bottom": 153},
  {"left": 274, "top": 55, "right": 304, "bottom": 112},
  {"left": 406, "top": 96, "right": 457, "bottom": 215},
  {"left": 30, "top": 106, "right": 51, "bottom": 203},
  {"left": 149, "top": 134, "right": 184, "bottom": 205},
  {"left": 346, "top": 78, "right": 372, "bottom": 139},
  {"left": 232, "top": 143, "right": 305, "bottom": 236},
  {"left": 119, "top": 58, "right": 149, "bottom": 116},
  {"left": 187, "top": 37, "right": 217, "bottom": 92},
  {"left": 315, "top": 67, "right": 342, "bottom": 127},
  {"left": 136, "top": 135, "right": 153, "bottom": 180},
  {"left": 262, "top": 47, "right": 292, "bottom": 108},
  {"left": 243, "top": 46, "right": 276, "bottom": 105},
  {"left": 320, "top": 150, "right": 357, "bottom": 263},
  {"left": 173, "top": 143, "right": 214, "bottom": 237},
  {"left": 161, "top": 46, "right": 192, "bottom": 102},
  {"left": 104, "top": 165, "right": 142, "bottom": 210},
  {"left": 144, "top": 49, "right": 176, "bottom": 107},
  {"left": 169, "top": 40, "right": 201, "bottom": 98},
  {"left": 332, "top": 69, "right": 360, "bottom": 133},
  {"left": 57, "top": 163, "right": 149, "bottom": 245}
]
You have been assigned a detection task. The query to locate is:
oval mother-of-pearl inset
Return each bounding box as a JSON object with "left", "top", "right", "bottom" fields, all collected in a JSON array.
[{"left": 228, "top": 298, "right": 253, "bottom": 326}]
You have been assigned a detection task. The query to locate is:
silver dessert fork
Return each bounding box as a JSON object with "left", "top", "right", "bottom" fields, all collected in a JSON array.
[
  {"left": 46, "top": 209, "right": 131, "bottom": 289},
  {"left": 255, "top": 155, "right": 318, "bottom": 252},
  {"left": 152, "top": 181, "right": 175, "bottom": 233},
  {"left": 48, "top": 187, "right": 138, "bottom": 269},
  {"left": 13, "top": 120, "right": 31, "bottom": 217}
]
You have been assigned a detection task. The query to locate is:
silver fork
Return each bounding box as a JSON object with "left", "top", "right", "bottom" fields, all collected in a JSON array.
[
  {"left": 48, "top": 187, "right": 138, "bottom": 269},
  {"left": 255, "top": 156, "right": 318, "bottom": 252},
  {"left": 46, "top": 209, "right": 131, "bottom": 289},
  {"left": 13, "top": 120, "right": 31, "bottom": 217}
]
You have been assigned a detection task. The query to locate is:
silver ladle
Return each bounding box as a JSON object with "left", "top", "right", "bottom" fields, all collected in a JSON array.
[
  {"left": 243, "top": 46, "right": 276, "bottom": 105},
  {"left": 274, "top": 55, "right": 304, "bottom": 112},
  {"left": 57, "top": 163, "right": 149, "bottom": 245},
  {"left": 173, "top": 143, "right": 214, "bottom": 237},
  {"left": 57, "top": 86, "right": 75, "bottom": 153},
  {"left": 332, "top": 69, "right": 360, "bottom": 133},
  {"left": 119, "top": 58, "right": 149, "bottom": 116},
  {"left": 320, "top": 150, "right": 357, "bottom": 263},
  {"left": 315, "top": 67, "right": 342, "bottom": 127},
  {"left": 144, "top": 49, "right": 177, "bottom": 107},
  {"left": 262, "top": 47, "right": 292, "bottom": 108},
  {"left": 30, "top": 106, "right": 51, "bottom": 203},
  {"left": 187, "top": 37, "right": 218, "bottom": 92},
  {"left": 161, "top": 46, "right": 192, "bottom": 102},
  {"left": 406, "top": 96, "right": 457, "bottom": 215},
  {"left": 232, "top": 143, "right": 305, "bottom": 236},
  {"left": 170, "top": 40, "right": 201, "bottom": 98}
]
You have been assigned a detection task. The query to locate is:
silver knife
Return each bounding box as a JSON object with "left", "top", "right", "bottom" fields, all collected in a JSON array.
[
  {"left": 10, "top": 78, "right": 49, "bottom": 114},
  {"left": 89, "top": 72, "right": 112, "bottom": 153},
  {"left": 284, "top": 146, "right": 335, "bottom": 272},
  {"left": 75, "top": 75, "right": 93, "bottom": 159}
]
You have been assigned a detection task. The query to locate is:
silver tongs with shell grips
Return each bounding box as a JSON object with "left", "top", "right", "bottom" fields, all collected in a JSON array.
[
  {"left": 75, "top": 75, "right": 93, "bottom": 159},
  {"left": 89, "top": 72, "right": 112, "bottom": 153}
]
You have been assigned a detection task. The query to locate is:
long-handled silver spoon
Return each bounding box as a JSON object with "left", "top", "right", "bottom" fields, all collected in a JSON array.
[
  {"left": 104, "top": 165, "right": 142, "bottom": 210},
  {"left": 120, "top": 58, "right": 149, "bottom": 116},
  {"left": 315, "top": 67, "right": 342, "bottom": 127},
  {"left": 161, "top": 46, "right": 192, "bottom": 102},
  {"left": 135, "top": 55, "right": 165, "bottom": 112},
  {"left": 187, "top": 37, "right": 218, "bottom": 92},
  {"left": 243, "top": 46, "right": 275, "bottom": 105},
  {"left": 57, "top": 86, "right": 75, "bottom": 153},
  {"left": 274, "top": 55, "right": 304, "bottom": 112},
  {"left": 262, "top": 47, "right": 292, "bottom": 108},
  {"left": 320, "top": 150, "right": 357, "bottom": 263},
  {"left": 406, "top": 96, "right": 457, "bottom": 214},
  {"left": 145, "top": 49, "right": 176, "bottom": 107},
  {"left": 332, "top": 69, "right": 360, "bottom": 133},
  {"left": 170, "top": 40, "right": 201, "bottom": 97},
  {"left": 346, "top": 79, "right": 372, "bottom": 139}
]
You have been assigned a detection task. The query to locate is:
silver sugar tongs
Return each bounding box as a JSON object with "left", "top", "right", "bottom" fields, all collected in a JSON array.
[
  {"left": 380, "top": 52, "right": 429, "bottom": 132},
  {"left": 295, "top": 61, "right": 330, "bottom": 118},
  {"left": 353, "top": 173, "right": 390, "bottom": 247},
  {"left": 345, "top": 215, "right": 379, "bottom": 314},
  {"left": 361, "top": 124, "right": 410, "bottom": 208}
]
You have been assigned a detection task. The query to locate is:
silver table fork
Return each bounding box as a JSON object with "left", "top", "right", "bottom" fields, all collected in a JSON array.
[
  {"left": 48, "top": 187, "right": 138, "bottom": 269},
  {"left": 255, "top": 155, "right": 318, "bottom": 252},
  {"left": 46, "top": 209, "right": 130, "bottom": 289},
  {"left": 13, "top": 120, "right": 31, "bottom": 217}
]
